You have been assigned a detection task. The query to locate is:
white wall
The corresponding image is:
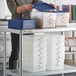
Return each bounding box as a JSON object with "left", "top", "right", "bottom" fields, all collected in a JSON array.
[
  {"left": 0, "top": 0, "right": 6, "bottom": 19},
  {"left": 5, "top": 0, "right": 11, "bottom": 19},
  {"left": 42, "top": 0, "right": 76, "bottom": 10},
  {"left": 62, "top": 0, "right": 76, "bottom": 5},
  {"left": 0, "top": 0, "right": 11, "bottom": 19},
  {"left": 42, "top": 0, "right": 76, "bottom": 4}
]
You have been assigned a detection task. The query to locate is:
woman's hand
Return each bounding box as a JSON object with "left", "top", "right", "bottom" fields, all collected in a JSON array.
[
  {"left": 24, "top": 4, "right": 33, "bottom": 10},
  {"left": 16, "top": 4, "right": 33, "bottom": 13},
  {"left": 49, "top": 4, "right": 59, "bottom": 10},
  {"left": 50, "top": 4, "right": 57, "bottom": 8}
]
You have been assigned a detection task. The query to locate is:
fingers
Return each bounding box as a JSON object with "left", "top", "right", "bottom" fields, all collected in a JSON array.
[
  {"left": 28, "top": 4, "right": 33, "bottom": 10},
  {"left": 49, "top": 4, "right": 57, "bottom": 8},
  {"left": 24, "top": 4, "right": 33, "bottom": 10},
  {"left": 16, "top": 4, "right": 33, "bottom": 13}
]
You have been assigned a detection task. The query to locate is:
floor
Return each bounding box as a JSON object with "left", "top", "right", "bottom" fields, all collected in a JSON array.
[
  {"left": 0, "top": 71, "right": 75, "bottom": 76},
  {"left": 47, "top": 72, "right": 76, "bottom": 76},
  {"left": 65, "top": 59, "right": 76, "bottom": 67},
  {"left": 48, "top": 59, "right": 76, "bottom": 76}
]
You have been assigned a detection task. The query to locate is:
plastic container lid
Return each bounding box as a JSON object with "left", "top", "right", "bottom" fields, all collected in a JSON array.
[{"left": 33, "top": 2, "right": 55, "bottom": 11}]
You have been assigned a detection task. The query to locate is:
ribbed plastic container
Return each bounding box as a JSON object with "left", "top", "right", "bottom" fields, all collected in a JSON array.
[
  {"left": 55, "top": 11, "right": 69, "bottom": 27},
  {"left": 46, "top": 34, "right": 65, "bottom": 70},
  {"left": 22, "top": 33, "right": 47, "bottom": 72},
  {"left": 31, "top": 10, "right": 56, "bottom": 28}
]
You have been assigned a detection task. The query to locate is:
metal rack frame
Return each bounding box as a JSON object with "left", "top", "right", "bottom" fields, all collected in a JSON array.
[{"left": 1, "top": 26, "right": 76, "bottom": 76}]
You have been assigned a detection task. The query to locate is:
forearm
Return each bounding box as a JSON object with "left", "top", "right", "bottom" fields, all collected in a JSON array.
[
  {"left": 16, "top": 5, "right": 25, "bottom": 13},
  {"left": 16, "top": 4, "right": 33, "bottom": 14}
]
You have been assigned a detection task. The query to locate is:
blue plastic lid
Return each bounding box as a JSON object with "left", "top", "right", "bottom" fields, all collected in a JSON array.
[
  {"left": 33, "top": 2, "right": 55, "bottom": 11},
  {"left": 8, "top": 19, "right": 35, "bottom": 21}
]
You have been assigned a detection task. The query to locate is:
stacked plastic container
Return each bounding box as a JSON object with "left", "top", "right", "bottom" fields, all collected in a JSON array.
[
  {"left": 31, "top": 2, "right": 56, "bottom": 28},
  {"left": 46, "top": 34, "right": 65, "bottom": 70},
  {"left": 22, "top": 33, "right": 65, "bottom": 72},
  {"left": 22, "top": 33, "right": 47, "bottom": 72},
  {"left": 31, "top": 2, "right": 69, "bottom": 28},
  {"left": 55, "top": 11, "right": 69, "bottom": 27},
  {"left": 31, "top": 10, "right": 56, "bottom": 28}
]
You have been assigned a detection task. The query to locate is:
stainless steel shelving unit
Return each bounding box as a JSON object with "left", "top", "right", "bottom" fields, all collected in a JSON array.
[{"left": 1, "top": 25, "right": 76, "bottom": 76}]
